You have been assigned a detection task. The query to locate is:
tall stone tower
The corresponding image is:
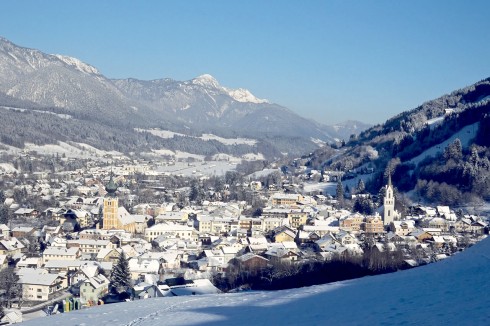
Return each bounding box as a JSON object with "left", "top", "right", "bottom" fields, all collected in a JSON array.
[
  {"left": 102, "top": 173, "right": 119, "bottom": 230},
  {"left": 383, "top": 174, "right": 395, "bottom": 226}
]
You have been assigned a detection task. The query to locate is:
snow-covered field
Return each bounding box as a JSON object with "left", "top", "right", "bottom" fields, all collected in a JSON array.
[
  {"left": 409, "top": 122, "right": 478, "bottom": 166},
  {"left": 22, "top": 236, "right": 490, "bottom": 325},
  {"left": 155, "top": 161, "right": 238, "bottom": 177},
  {"left": 138, "top": 128, "right": 258, "bottom": 146},
  {"left": 22, "top": 142, "right": 124, "bottom": 159},
  {"left": 200, "top": 134, "right": 257, "bottom": 146},
  {"left": 302, "top": 182, "right": 336, "bottom": 195}
]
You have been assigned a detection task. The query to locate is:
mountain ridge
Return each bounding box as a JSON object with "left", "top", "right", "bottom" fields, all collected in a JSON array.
[{"left": 0, "top": 36, "right": 370, "bottom": 157}]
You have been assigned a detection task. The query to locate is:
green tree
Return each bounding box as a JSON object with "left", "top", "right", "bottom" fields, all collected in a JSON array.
[
  {"left": 444, "top": 138, "right": 463, "bottom": 162},
  {"left": 0, "top": 205, "right": 9, "bottom": 225},
  {"left": 109, "top": 252, "right": 132, "bottom": 294},
  {"left": 356, "top": 179, "right": 365, "bottom": 194},
  {"left": 0, "top": 267, "right": 21, "bottom": 308}
]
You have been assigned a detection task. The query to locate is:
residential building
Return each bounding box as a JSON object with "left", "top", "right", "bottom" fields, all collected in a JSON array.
[
  {"left": 18, "top": 269, "right": 67, "bottom": 302},
  {"left": 80, "top": 274, "right": 110, "bottom": 305}
]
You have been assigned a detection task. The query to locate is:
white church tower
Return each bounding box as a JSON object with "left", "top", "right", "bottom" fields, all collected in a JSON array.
[{"left": 383, "top": 174, "right": 395, "bottom": 226}]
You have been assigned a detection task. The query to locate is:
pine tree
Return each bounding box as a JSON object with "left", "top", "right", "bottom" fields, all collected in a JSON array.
[
  {"left": 109, "top": 251, "right": 132, "bottom": 294},
  {"left": 356, "top": 179, "right": 365, "bottom": 194},
  {"left": 0, "top": 205, "right": 9, "bottom": 225},
  {"left": 0, "top": 267, "right": 21, "bottom": 308},
  {"left": 336, "top": 180, "right": 344, "bottom": 208}
]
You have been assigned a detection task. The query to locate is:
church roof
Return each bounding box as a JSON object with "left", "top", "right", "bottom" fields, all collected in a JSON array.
[{"left": 105, "top": 173, "right": 117, "bottom": 197}]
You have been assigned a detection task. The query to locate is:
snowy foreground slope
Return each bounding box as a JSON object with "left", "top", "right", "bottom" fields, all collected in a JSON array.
[{"left": 23, "top": 238, "right": 490, "bottom": 325}]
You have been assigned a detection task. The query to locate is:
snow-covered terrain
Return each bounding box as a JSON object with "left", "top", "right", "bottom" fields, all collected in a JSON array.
[
  {"left": 224, "top": 87, "right": 269, "bottom": 104},
  {"left": 22, "top": 142, "right": 124, "bottom": 159},
  {"left": 200, "top": 134, "right": 257, "bottom": 146},
  {"left": 0, "top": 163, "right": 17, "bottom": 174},
  {"left": 426, "top": 116, "right": 445, "bottom": 128},
  {"left": 53, "top": 54, "right": 100, "bottom": 75},
  {"left": 22, "top": 237, "right": 490, "bottom": 325},
  {"left": 155, "top": 161, "right": 238, "bottom": 177},
  {"left": 138, "top": 129, "right": 258, "bottom": 146},
  {"left": 137, "top": 129, "right": 186, "bottom": 139},
  {"left": 408, "top": 122, "right": 478, "bottom": 165}
]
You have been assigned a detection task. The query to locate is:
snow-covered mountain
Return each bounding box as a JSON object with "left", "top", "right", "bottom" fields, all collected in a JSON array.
[
  {"left": 0, "top": 37, "right": 146, "bottom": 124},
  {"left": 328, "top": 119, "right": 373, "bottom": 140},
  {"left": 0, "top": 37, "right": 345, "bottom": 154},
  {"left": 111, "top": 75, "right": 332, "bottom": 140},
  {"left": 22, "top": 237, "right": 490, "bottom": 325}
]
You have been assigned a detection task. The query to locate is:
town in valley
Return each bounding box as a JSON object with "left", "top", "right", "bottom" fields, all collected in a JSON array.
[{"left": 0, "top": 147, "right": 486, "bottom": 323}]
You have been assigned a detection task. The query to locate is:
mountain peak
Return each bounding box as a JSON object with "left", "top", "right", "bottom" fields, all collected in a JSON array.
[
  {"left": 53, "top": 54, "right": 100, "bottom": 75},
  {"left": 192, "top": 74, "right": 220, "bottom": 88},
  {"left": 226, "top": 87, "right": 269, "bottom": 104}
]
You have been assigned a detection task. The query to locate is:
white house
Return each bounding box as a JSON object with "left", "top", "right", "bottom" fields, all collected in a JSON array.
[{"left": 18, "top": 269, "right": 67, "bottom": 302}]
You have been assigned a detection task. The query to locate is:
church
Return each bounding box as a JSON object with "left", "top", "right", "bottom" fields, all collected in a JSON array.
[
  {"left": 383, "top": 174, "right": 400, "bottom": 226},
  {"left": 101, "top": 174, "right": 136, "bottom": 234}
]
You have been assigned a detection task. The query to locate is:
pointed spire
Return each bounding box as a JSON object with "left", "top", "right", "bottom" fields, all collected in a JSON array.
[{"left": 388, "top": 173, "right": 392, "bottom": 187}]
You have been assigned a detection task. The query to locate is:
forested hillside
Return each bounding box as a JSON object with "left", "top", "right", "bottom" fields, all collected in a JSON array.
[{"left": 306, "top": 78, "right": 490, "bottom": 205}]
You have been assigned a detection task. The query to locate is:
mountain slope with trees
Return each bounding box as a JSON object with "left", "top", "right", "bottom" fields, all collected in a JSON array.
[
  {"left": 306, "top": 77, "right": 490, "bottom": 205},
  {"left": 0, "top": 37, "right": 369, "bottom": 158}
]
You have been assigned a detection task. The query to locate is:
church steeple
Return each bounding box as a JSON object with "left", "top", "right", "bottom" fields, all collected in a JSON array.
[
  {"left": 105, "top": 172, "right": 117, "bottom": 197},
  {"left": 102, "top": 171, "right": 119, "bottom": 231},
  {"left": 383, "top": 173, "right": 395, "bottom": 227}
]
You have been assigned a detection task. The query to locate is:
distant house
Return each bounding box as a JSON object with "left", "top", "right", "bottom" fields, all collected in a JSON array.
[
  {"left": 340, "top": 213, "right": 364, "bottom": 232},
  {"left": 13, "top": 208, "right": 40, "bottom": 219},
  {"left": 67, "top": 239, "right": 113, "bottom": 255},
  {"left": 133, "top": 215, "right": 152, "bottom": 234},
  {"left": 11, "top": 226, "right": 35, "bottom": 239},
  {"left": 42, "top": 246, "right": 81, "bottom": 264},
  {"left": 16, "top": 256, "right": 42, "bottom": 269},
  {"left": 363, "top": 216, "right": 384, "bottom": 235},
  {"left": 64, "top": 209, "right": 92, "bottom": 229},
  {"left": 390, "top": 220, "right": 415, "bottom": 236},
  {"left": 234, "top": 253, "right": 269, "bottom": 269},
  {"left": 80, "top": 274, "right": 110, "bottom": 305},
  {"left": 18, "top": 269, "right": 67, "bottom": 302},
  {"left": 287, "top": 210, "right": 309, "bottom": 229},
  {"left": 43, "top": 207, "right": 67, "bottom": 220},
  {"left": 133, "top": 282, "right": 168, "bottom": 300},
  {"left": 409, "top": 229, "right": 432, "bottom": 242},
  {"left": 271, "top": 193, "right": 303, "bottom": 207},
  {"left": 0, "top": 237, "right": 25, "bottom": 256},
  {"left": 264, "top": 245, "right": 300, "bottom": 263},
  {"left": 0, "top": 224, "right": 10, "bottom": 239},
  {"left": 273, "top": 226, "right": 296, "bottom": 243},
  {"left": 96, "top": 247, "right": 121, "bottom": 264},
  {"left": 336, "top": 231, "right": 358, "bottom": 246}
]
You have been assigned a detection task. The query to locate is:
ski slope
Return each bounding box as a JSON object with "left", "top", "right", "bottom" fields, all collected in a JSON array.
[{"left": 22, "top": 236, "right": 490, "bottom": 325}]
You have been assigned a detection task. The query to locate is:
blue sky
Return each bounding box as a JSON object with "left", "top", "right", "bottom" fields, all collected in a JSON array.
[{"left": 1, "top": 1, "right": 490, "bottom": 124}]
